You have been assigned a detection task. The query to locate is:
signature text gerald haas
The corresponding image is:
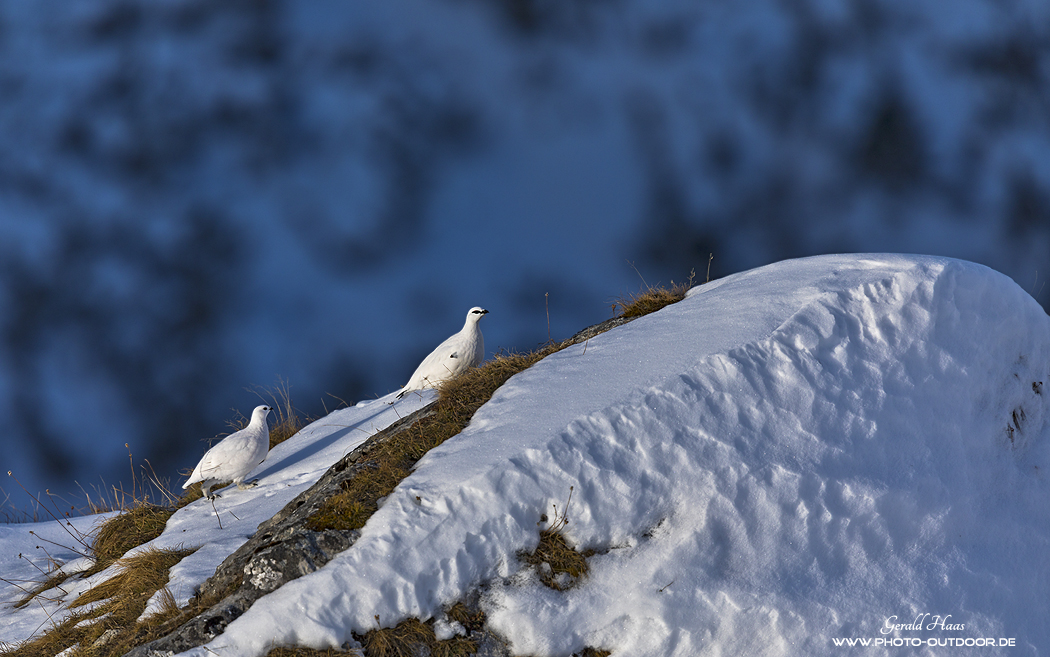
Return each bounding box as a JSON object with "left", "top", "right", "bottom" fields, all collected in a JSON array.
[{"left": 882, "top": 614, "right": 965, "bottom": 634}]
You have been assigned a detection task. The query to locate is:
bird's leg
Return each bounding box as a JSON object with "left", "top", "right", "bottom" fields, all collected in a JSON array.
[{"left": 236, "top": 479, "right": 259, "bottom": 490}]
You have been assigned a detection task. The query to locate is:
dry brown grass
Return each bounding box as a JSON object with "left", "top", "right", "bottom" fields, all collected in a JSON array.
[
  {"left": 265, "top": 648, "right": 346, "bottom": 657},
  {"left": 225, "top": 380, "right": 308, "bottom": 450},
  {"left": 446, "top": 601, "right": 486, "bottom": 635},
  {"left": 175, "top": 482, "right": 204, "bottom": 509},
  {"left": 268, "top": 409, "right": 304, "bottom": 450},
  {"left": 613, "top": 271, "right": 695, "bottom": 319},
  {"left": 12, "top": 570, "right": 73, "bottom": 610},
  {"left": 3, "top": 546, "right": 195, "bottom": 657},
  {"left": 0, "top": 608, "right": 83, "bottom": 657},
  {"left": 307, "top": 343, "right": 566, "bottom": 532},
  {"left": 5, "top": 466, "right": 180, "bottom": 615},
  {"left": 70, "top": 547, "right": 189, "bottom": 610},
  {"left": 359, "top": 617, "right": 434, "bottom": 657},
  {"left": 519, "top": 528, "right": 595, "bottom": 591},
  {"left": 518, "top": 487, "right": 596, "bottom": 591},
  {"left": 356, "top": 615, "right": 478, "bottom": 657},
  {"left": 89, "top": 505, "right": 174, "bottom": 571},
  {"left": 263, "top": 606, "right": 484, "bottom": 657}
]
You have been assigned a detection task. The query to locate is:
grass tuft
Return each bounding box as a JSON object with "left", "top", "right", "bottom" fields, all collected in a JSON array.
[
  {"left": 71, "top": 547, "right": 191, "bottom": 611},
  {"left": 268, "top": 409, "right": 304, "bottom": 450},
  {"left": 89, "top": 505, "right": 175, "bottom": 573},
  {"left": 175, "top": 482, "right": 204, "bottom": 509},
  {"left": 264, "top": 606, "right": 484, "bottom": 657},
  {"left": 360, "top": 617, "right": 432, "bottom": 657},
  {"left": 12, "top": 570, "right": 73, "bottom": 610},
  {"left": 445, "top": 601, "right": 486, "bottom": 635},
  {"left": 519, "top": 487, "right": 595, "bottom": 591},
  {"left": 520, "top": 529, "right": 594, "bottom": 591},
  {"left": 356, "top": 615, "right": 478, "bottom": 657},
  {"left": 613, "top": 270, "right": 695, "bottom": 319}
]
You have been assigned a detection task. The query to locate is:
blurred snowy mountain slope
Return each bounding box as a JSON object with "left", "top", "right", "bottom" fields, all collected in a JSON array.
[{"left": 2, "top": 0, "right": 1049, "bottom": 507}]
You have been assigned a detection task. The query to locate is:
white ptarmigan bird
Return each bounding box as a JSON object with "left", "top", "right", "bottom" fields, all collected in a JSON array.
[
  {"left": 183, "top": 405, "right": 272, "bottom": 499},
  {"left": 396, "top": 306, "right": 488, "bottom": 399}
]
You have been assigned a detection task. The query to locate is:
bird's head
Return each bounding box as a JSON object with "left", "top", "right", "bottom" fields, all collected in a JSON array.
[{"left": 467, "top": 307, "right": 489, "bottom": 322}]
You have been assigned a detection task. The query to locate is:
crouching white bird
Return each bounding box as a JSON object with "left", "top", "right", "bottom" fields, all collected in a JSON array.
[
  {"left": 183, "top": 405, "right": 272, "bottom": 500},
  {"left": 397, "top": 306, "right": 488, "bottom": 399}
]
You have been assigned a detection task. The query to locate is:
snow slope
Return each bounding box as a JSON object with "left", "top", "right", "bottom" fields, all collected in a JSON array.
[
  {"left": 0, "top": 391, "right": 434, "bottom": 647},
  {"left": 169, "top": 254, "right": 1049, "bottom": 656},
  {"left": 3, "top": 253, "right": 1048, "bottom": 656},
  {"left": 0, "top": 512, "right": 115, "bottom": 648}
]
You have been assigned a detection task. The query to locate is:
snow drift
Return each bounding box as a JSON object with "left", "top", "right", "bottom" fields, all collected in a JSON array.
[{"left": 169, "top": 253, "right": 1049, "bottom": 656}]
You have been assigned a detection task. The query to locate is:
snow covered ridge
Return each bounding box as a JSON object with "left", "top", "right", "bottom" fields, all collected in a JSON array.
[{"left": 169, "top": 254, "right": 1050, "bottom": 657}]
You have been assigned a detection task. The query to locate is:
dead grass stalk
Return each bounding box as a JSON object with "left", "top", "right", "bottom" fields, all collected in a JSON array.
[
  {"left": 613, "top": 270, "right": 695, "bottom": 319},
  {"left": 3, "top": 546, "right": 195, "bottom": 657}
]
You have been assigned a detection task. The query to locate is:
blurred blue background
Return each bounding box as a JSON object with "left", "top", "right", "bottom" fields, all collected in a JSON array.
[{"left": 2, "top": 0, "right": 1049, "bottom": 515}]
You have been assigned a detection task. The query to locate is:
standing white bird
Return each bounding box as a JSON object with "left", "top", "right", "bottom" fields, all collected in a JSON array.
[
  {"left": 396, "top": 306, "right": 489, "bottom": 399},
  {"left": 183, "top": 405, "right": 272, "bottom": 500}
]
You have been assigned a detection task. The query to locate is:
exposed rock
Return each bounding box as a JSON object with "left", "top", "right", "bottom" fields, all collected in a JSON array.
[
  {"left": 92, "top": 629, "right": 123, "bottom": 649},
  {"left": 566, "top": 316, "right": 634, "bottom": 344},
  {"left": 124, "top": 405, "right": 436, "bottom": 657}
]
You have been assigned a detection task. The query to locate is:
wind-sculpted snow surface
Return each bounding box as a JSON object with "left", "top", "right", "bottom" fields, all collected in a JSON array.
[{"left": 181, "top": 254, "right": 1050, "bottom": 657}]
